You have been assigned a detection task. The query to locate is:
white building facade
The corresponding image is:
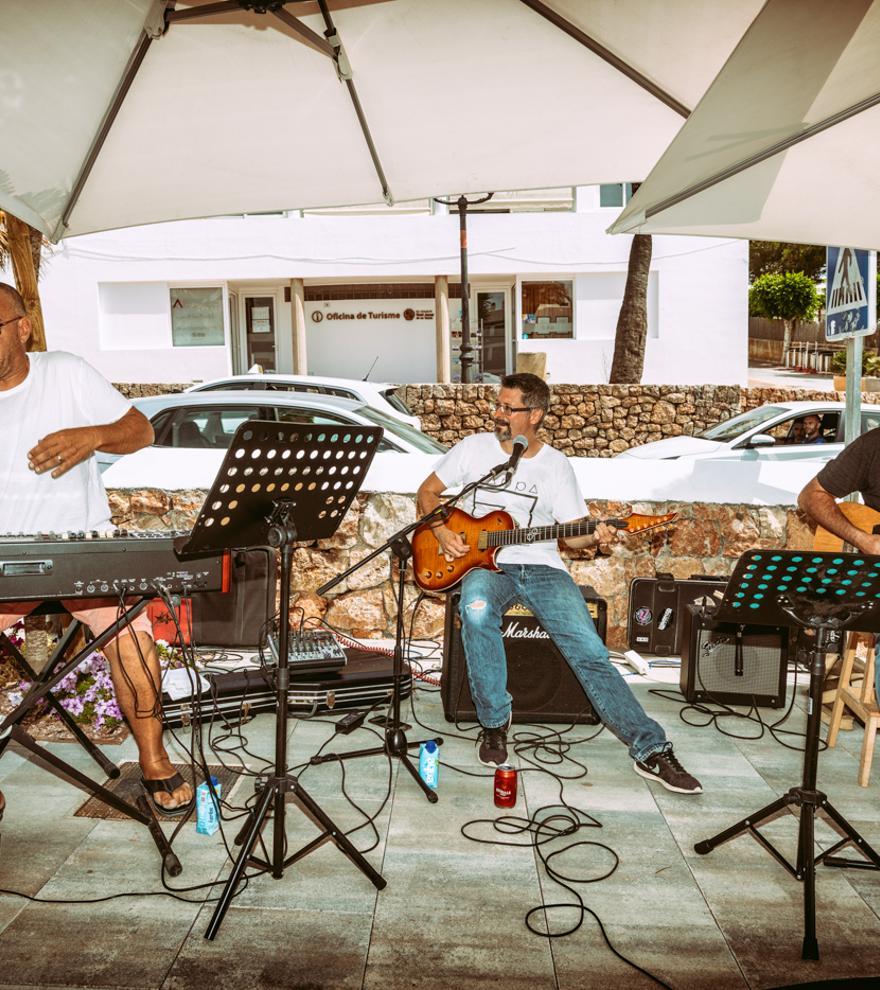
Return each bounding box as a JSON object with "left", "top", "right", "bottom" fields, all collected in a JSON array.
[{"left": 35, "top": 186, "right": 748, "bottom": 385}]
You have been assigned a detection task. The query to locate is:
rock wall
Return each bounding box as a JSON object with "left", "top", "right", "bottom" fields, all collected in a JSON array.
[
  {"left": 400, "top": 383, "right": 845, "bottom": 457},
  {"left": 108, "top": 488, "right": 815, "bottom": 651}
]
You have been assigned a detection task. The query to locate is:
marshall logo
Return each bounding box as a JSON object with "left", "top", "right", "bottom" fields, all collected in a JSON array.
[{"left": 502, "top": 620, "right": 550, "bottom": 640}]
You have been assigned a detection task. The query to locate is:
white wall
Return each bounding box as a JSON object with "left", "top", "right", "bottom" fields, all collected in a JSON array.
[{"left": 34, "top": 205, "right": 748, "bottom": 385}]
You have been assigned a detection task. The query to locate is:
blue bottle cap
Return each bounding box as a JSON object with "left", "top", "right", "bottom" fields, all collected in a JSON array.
[{"left": 424, "top": 740, "right": 438, "bottom": 753}]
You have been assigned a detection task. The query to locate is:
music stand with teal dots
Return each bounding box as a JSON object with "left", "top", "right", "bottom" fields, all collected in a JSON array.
[{"left": 697, "top": 549, "right": 880, "bottom": 960}]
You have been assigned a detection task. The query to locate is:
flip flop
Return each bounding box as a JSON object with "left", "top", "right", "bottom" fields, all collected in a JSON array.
[
  {"left": 141, "top": 772, "right": 194, "bottom": 817},
  {"left": 0, "top": 788, "right": 5, "bottom": 822}
]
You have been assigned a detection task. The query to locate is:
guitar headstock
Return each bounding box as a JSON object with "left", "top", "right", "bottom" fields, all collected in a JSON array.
[{"left": 619, "top": 511, "right": 677, "bottom": 534}]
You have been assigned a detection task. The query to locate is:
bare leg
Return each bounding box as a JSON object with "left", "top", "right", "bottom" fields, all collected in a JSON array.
[{"left": 101, "top": 631, "right": 193, "bottom": 812}]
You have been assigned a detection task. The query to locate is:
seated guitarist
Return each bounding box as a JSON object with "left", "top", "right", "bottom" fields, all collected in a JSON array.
[
  {"left": 0, "top": 283, "right": 193, "bottom": 820},
  {"left": 416, "top": 372, "right": 701, "bottom": 794}
]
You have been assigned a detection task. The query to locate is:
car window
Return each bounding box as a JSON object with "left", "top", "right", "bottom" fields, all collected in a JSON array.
[
  {"left": 274, "top": 407, "right": 399, "bottom": 452},
  {"left": 356, "top": 406, "right": 448, "bottom": 453},
  {"left": 861, "top": 412, "right": 880, "bottom": 435},
  {"left": 155, "top": 405, "right": 267, "bottom": 448},
  {"left": 380, "top": 387, "right": 415, "bottom": 416},
  {"left": 699, "top": 406, "right": 789, "bottom": 442}
]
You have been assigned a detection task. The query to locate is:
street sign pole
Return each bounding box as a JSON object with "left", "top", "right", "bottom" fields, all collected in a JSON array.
[{"left": 826, "top": 247, "right": 877, "bottom": 450}]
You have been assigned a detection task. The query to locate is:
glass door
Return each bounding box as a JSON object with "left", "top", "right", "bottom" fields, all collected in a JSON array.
[
  {"left": 244, "top": 295, "right": 276, "bottom": 372},
  {"left": 476, "top": 289, "right": 510, "bottom": 381}
]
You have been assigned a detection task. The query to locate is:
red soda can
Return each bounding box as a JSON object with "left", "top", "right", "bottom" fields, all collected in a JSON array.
[{"left": 494, "top": 765, "right": 517, "bottom": 808}]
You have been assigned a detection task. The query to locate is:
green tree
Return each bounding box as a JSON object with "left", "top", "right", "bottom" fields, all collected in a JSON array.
[
  {"left": 749, "top": 241, "right": 825, "bottom": 282},
  {"left": 749, "top": 271, "right": 820, "bottom": 355}
]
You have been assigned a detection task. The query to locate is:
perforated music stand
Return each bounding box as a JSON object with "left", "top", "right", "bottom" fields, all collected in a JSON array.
[
  {"left": 185, "top": 420, "right": 388, "bottom": 940},
  {"left": 697, "top": 549, "right": 880, "bottom": 960}
]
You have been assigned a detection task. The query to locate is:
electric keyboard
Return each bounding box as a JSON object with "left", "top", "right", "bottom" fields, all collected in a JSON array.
[{"left": 0, "top": 531, "right": 228, "bottom": 601}]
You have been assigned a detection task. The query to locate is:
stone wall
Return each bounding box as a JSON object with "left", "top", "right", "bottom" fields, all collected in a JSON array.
[
  {"left": 400, "top": 383, "right": 845, "bottom": 457},
  {"left": 108, "top": 488, "right": 815, "bottom": 651}
]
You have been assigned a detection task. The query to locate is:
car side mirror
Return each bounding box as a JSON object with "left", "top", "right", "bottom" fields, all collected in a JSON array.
[{"left": 748, "top": 433, "right": 776, "bottom": 448}]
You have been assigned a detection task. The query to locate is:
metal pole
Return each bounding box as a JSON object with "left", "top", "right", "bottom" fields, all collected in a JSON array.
[
  {"left": 433, "top": 193, "right": 493, "bottom": 384},
  {"left": 845, "top": 335, "right": 863, "bottom": 447}
]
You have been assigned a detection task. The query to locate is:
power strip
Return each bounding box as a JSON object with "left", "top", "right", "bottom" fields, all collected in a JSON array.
[{"left": 623, "top": 649, "right": 650, "bottom": 676}]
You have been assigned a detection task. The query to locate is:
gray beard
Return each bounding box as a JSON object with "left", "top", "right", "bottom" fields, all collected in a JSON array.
[{"left": 494, "top": 423, "right": 511, "bottom": 443}]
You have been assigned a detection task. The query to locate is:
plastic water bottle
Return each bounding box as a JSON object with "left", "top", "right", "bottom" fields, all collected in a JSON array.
[
  {"left": 418, "top": 740, "right": 439, "bottom": 790},
  {"left": 196, "top": 775, "right": 221, "bottom": 835}
]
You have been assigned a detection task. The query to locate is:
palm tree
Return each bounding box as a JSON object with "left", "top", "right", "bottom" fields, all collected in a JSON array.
[
  {"left": 0, "top": 211, "right": 48, "bottom": 351},
  {"left": 609, "top": 231, "right": 652, "bottom": 383}
]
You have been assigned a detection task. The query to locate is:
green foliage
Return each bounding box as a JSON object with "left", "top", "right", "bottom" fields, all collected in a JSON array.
[
  {"left": 830, "top": 349, "right": 880, "bottom": 376},
  {"left": 748, "top": 272, "right": 820, "bottom": 322},
  {"left": 749, "top": 241, "right": 826, "bottom": 282}
]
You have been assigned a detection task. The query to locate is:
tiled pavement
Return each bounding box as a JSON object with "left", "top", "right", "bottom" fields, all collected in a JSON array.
[{"left": 2, "top": 668, "right": 880, "bottom": 990}]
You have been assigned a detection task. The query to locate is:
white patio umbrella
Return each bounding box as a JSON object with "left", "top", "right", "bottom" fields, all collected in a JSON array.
[
  {"left": 1, "top": 0, "right": 764, "bottom": 243},
  {"left": 609, "top": 0, "right": 880, "bottom": 249}
]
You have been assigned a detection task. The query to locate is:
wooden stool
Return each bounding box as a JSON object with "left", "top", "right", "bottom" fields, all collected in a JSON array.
[{"left": 827, "top": 632, "right": 880, "bottom": 787}]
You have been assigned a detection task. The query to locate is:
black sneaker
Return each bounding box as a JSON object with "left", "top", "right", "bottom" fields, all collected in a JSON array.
[
  {"left": 477, "top": 720, "right": 509, "bottom": 767},
  {"left": 634, "top": 749, "right": 702, "bottom": 794}
]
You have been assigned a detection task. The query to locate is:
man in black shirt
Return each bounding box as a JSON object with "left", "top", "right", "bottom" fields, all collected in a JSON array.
[{"left": 798, "top": 429, "right": 880, "bottom": 552}]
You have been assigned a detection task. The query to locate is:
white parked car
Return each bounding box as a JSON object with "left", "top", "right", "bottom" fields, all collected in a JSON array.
[
  {"left": 97, "top": 390, "right": 445, "bottom": 479},
  {"left": 615, "top": 401, "right": 880, "bottom": 463},
  {"left": 185, "top": 373, "right": 420, "bottom": 428}
]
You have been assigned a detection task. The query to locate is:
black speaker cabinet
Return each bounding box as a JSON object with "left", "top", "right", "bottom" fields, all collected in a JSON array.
[
  {"left": 628, "top": 573, "right": 728, "bottom": 656},
  {"left": 441, "top": 585, "right": 604, "bottom": 725},
  {"left": 679, "top": 605, "right": 789, "bottom": 708}
]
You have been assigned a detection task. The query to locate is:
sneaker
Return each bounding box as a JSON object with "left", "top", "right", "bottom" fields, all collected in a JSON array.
[
  {"left": 477, "top": 720, "right": 509, "bottom": 767},
  {"left": 634, "top": 749, "right": 702, "bottom": 794}
]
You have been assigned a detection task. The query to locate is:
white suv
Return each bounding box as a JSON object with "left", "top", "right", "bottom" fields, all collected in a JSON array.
[{"left": 186, "top": 373, "right": 420, "bottom": 428}]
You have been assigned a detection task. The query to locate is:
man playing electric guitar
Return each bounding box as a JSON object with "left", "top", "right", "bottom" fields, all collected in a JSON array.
[{"left": 416, "top": 373, "right": 701, "bottom": 793}]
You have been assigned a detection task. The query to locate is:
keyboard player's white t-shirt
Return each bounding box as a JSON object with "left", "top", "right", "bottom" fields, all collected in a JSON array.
[{"left": 0, "top": 352, "right": 131, "bottom": 535}]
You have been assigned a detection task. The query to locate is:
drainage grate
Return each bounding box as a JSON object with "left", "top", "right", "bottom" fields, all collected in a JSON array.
[{"left": 74, "top": 762, "right": 240, "bottom": 821}]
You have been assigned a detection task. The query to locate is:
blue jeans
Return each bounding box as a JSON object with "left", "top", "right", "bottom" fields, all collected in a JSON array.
[{"left": 458, "top": 564, "right": 669, "bottom": 763}]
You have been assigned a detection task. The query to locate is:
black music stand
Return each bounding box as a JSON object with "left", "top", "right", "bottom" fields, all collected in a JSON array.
[
  {"left": 192, "top": 421, "right": 387, "bottom": 940},
  {"left": 695, "top": 549, "right": 880, "bottom": 960},
  {"left": 0, "top": 598, "right": 181, "bottom": 874}
]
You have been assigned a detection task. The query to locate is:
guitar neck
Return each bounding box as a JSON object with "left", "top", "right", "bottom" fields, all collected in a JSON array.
[{"left": 486, "top": 518, "right": 611, "bottom": 548}]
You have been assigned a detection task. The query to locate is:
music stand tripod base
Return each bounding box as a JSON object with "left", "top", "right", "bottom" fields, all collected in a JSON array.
[
  {"left": 178, "top": 421, "right": 388, "bottom": 939},
  {"left": 696, "top": 549, "right": 880, "bottom": 960}
]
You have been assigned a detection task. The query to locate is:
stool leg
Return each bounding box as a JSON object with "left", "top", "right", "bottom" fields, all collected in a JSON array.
[
  {"left": 858, "top": 718, "right": 878, "bottom": 788},
  {"left": 827, "top": 647, "right": 855, "bottom": 748}
]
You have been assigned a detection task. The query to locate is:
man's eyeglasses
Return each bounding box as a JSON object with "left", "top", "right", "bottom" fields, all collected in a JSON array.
[
  {"left": 493, "top": 402, "right": 535, "bottom": 416},
  {"left": 0, "top": 315, "right": 23, "bottom": 332}
]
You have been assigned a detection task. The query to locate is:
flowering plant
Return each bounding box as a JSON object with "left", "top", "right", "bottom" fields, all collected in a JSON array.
[{"left": 2, "top": 622, "right": 186, "bottom": 736}]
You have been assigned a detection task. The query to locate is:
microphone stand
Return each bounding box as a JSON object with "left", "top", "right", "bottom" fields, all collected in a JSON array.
[{"left": 313, "top": 456, "right": 516, "bottom": 800}]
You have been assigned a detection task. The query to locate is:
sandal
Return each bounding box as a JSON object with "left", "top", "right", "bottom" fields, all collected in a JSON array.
[
  {"left": 0, "top": 788, "right": 5, "bottom": 822},
  {"left": 141, "top": 772, "right": 194, "bottom": 817}
]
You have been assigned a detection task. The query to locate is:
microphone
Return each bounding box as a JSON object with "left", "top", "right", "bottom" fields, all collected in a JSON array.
[{"left": 506, "top": 435, "right": 529, "bottom": 474}]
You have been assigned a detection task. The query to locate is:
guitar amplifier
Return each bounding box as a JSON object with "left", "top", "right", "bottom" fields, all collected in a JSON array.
[
  {"left": 679, "top": 604, "right": 789, "bottom": 708},
  {"left": 628, "top": 573, "right": 727, "bottom": 656},
  {"left": 441, "top": 585, "right": 604, "bottom": 725}
]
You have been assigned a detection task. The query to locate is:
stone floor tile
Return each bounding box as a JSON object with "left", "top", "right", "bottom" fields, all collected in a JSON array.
[{"left": 166, "top": 905, "right": 372, "bottom": 989}]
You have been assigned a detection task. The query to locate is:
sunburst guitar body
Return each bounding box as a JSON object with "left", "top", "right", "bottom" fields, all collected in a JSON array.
[
  {"left": 411, "top": 506, "right": 676, "bottom": 593},
  {"left": 813, "top": 502, "right": 880, "bottom": 551}
]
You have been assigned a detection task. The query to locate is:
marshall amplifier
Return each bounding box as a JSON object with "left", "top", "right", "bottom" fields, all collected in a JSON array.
[
  {"left": 628, "top": 573, "right": 728, "bottom": 656},
  {"left": 441, "top": 585, "right": 605, "bottom": 725},
  {"left": 679, "top": 604, "right": 789, "bottom": 708}
]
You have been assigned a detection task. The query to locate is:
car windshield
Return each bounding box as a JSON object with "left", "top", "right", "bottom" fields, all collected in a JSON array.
[
  {"left": 357, "top": 407, "right": 447, "bottom": 453},
  {"left": 698, "top": 406, "right": 789, "bottom": 442}
]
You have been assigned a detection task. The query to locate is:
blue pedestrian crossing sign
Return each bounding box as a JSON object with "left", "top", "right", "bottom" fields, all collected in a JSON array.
[{"left": 825, "top": 246, "right": 875, "bottom": 340}]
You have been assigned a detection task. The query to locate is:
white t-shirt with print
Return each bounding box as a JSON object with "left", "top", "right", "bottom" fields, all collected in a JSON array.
[
  {"left": 432, "top": 432, "right": 587, "bottom": 570},
  {"left": 0, "top": 351, "right": 131, "bottom": 535}
]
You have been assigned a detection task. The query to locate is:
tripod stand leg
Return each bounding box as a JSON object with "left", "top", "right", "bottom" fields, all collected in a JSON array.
[
  {"left": 288, "top": 778, "right": 387, "bottom": 889},
  {"left": 695, "top": 793, "right": 792, "bottom": 855},
  {"left": 819, "top": 800, "right": 880, "bottom": 869},
  {"left": 205, "top": 781, "right": 275, "bottom": 941},
  {"left": 799, "top": 805, "right": 819, "bottom": 960}
]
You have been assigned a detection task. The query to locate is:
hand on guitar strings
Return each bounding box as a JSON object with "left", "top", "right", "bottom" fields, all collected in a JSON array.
[{"left": 433, "top": 523, "right": 470, "bottom": 561}]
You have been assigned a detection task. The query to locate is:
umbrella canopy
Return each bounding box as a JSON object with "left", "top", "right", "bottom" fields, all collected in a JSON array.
[
  {"left": 2, "top": 0, "right": 762, "bottom": 242},
  {"left": 609, "top": 0, "right": 880, "bottom": 249}
]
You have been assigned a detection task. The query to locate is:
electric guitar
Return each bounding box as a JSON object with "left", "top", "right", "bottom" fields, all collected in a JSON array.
[
  {"left": 411, "top": 506, "right": 676, "bottom": 593},
  {"left": 812, "top": 502, "right": 880, "bottom": 552}
]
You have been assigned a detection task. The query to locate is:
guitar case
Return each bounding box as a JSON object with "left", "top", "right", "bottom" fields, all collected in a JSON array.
[{"left": 628, "top": 573, "right": 727, "bottom": 656}]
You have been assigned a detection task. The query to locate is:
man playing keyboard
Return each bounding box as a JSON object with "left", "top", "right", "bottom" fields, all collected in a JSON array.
[{"left": 0, "top": 283, "right": 192, "bottom": 818}]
